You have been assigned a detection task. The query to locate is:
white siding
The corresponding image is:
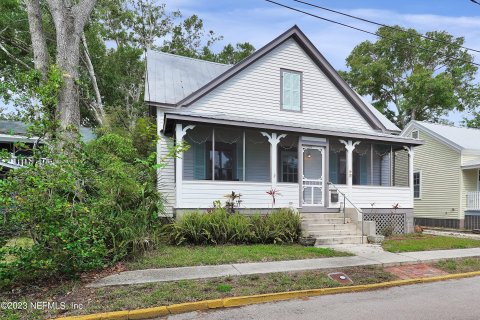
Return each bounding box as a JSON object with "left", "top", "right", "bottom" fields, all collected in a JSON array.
[
  {"left": 335, "top": 185, "right": 412, "bottom": 209},
  {"left": 187, "top": 38, "right": 374, "bottom": 133},
  {"left": 180, "top": 181, "right": 299, "bottom": 208},
  {"left": 157, "top": 109, "right": 176, "bottom": 215}
]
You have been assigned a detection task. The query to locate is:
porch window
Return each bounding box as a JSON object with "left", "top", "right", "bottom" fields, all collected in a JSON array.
[
  {"left": 352, "top": 143, "right": 371, "bottom": 185},
  {"left": 372, "top": 144, "right": 391, "bottom": 186},
  {"left": 245, "top": 130, "right": 270, "bottom": 182},
  {"left": 281, "top": 69, "right": 302, "bottom": 111},
  {"left": 184, "top": 126, "right": 274, "bottom": 182},
  {"left": 277, "top": 135, "right": 299, "bottom": 183},
  {"left": 413, "top": 171, "right": 421, "bottom": 198},
  {"left": 328, "top": 140, "right": 346, "bottom": 184}
]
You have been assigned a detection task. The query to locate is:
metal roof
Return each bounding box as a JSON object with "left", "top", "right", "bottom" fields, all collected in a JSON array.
[
  {"left": 145, "top": 50, "right": 231, "bottom": 106},
  {"left": 404, "top": 121, "right": 480, "bottom": 151},
  {"left": 354, "top": 93, "right": 400, "bottom": 132},
  {"left": 163, "top": 111, "right": 422, "bottom": 146},
  {"left": 462, "top": 159, "right": 480, "bottom": 170},
  {"left": 0, "top": 120, "right": 95, "bottom": 142}
]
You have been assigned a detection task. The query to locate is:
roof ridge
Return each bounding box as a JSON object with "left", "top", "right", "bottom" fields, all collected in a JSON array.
[
  {"left": 416, "top": 120, "right": 480, "bottom": 131},
  {"left": 147, "top": 49, "right": 232, "bottom": 67}
]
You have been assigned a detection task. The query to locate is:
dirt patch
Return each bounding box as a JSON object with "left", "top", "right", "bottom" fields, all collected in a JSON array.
[{"left": 385, "top": 264, "right": 449, "bottom": 280}]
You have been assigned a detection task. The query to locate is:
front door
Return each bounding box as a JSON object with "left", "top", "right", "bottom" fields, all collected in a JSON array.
[{"left": 302, "top": 146, "right": 325, "bottom": 206}]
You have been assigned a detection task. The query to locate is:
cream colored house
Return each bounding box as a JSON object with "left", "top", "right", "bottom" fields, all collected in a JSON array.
[
  {"left": 402, "top": 121, "right": 480, "bottom": 229},
  {"left": 146, "top": 26, "right": 421, "bottom": 243}
]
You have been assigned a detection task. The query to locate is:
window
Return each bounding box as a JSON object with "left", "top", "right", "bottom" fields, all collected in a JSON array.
[
  {"left": 477, "top": 169, "right": 480, "bottom": 191},
  {"left": 277, "top": 135, "right": 299, "bottom": 183},
  {"left": 281, "top": 70, "right": 301, "bottom": 111},
  {"left": 183, "top": 127, "right": 270, "bottom": 182},
  {"left": 413, "top": 171, "right": 421, "bottom": 199},
  {"left": 352, "top": 143, "right": 372, "bottom": 185},
  {"left": 411, "top": 130, "right": 419, "bottom": 139},
  {"left": 328, "top": 140, "right": 346, "bottom": 184}
]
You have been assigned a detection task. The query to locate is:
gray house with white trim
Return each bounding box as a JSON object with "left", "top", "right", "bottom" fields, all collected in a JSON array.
[
  {"left": 402, "top": 121, "right": 480, "bottom": 229},
  {"left": 146, "top": 26, "right": 421, "bottom": 243}
]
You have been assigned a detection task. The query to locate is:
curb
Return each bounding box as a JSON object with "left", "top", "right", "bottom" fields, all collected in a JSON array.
[{"left": 56, "top": 270, "right": 480, "bottom": 320}]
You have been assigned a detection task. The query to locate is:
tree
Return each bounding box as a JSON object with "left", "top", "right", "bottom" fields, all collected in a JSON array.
[{"left": 340, "top": 26, "right": 480, "bottom": 128}]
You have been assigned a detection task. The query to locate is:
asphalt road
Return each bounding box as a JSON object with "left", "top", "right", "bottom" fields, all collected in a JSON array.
[{"left": 168, "top": 276, "right": 480, "bottom": 320}]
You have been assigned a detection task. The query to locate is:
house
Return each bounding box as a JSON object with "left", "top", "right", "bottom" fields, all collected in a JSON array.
[
  {"left": 145, "top": 26, "right": 421, "bottom": 243},
  {"left": 0, "top": 120, "right": 95, "bottom": 178},
  {"left": 401, "top": 120, "right": 480, "bottom": 229}
]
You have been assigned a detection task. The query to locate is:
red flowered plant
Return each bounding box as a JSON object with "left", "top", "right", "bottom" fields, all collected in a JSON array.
[{"left": 266, "top": 188, "right": 281, "bottom": 208}]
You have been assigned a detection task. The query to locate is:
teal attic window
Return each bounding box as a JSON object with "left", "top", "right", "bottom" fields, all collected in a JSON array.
[{"left": 281, "top": 70, "right": 301, "bottom": 111}]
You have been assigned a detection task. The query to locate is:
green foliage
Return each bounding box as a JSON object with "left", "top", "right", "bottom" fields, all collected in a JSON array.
[
  {"left": 0, "top": 133, "right": 162, "bottom": 288},
  {"left": 340, "top": 26, "right": 480, "bottom": 128},
  {"left": 165, "top": 208, "right": 301, "bottom": 245}
]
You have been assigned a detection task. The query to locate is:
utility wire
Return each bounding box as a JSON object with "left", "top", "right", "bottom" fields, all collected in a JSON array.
[
  {"left": 295, "top": 0, "right": 480, "bottom": 54},
  {"left": 265, "top": 0, "right": 480, "bottom": 67}
]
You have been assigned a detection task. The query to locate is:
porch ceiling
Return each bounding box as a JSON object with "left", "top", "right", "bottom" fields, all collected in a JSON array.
[{"left": 163, "top": 111, "right": 423, "bottom": 146}]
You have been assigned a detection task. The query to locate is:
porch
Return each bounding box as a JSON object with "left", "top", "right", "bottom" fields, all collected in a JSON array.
[
  {"left": 467, "top": 191, "right": 480, "bottom": 211},
  {"left": 172, "top": 122, "right": 416, "bottom": 212}
]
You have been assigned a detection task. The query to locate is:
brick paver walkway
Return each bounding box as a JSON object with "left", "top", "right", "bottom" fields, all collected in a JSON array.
[{"left": 385, "top": 263, "right": 449, "bottom": 280}]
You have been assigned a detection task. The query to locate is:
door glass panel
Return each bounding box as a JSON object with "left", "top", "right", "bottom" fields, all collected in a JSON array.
[{"left": 302, "top": 147, "right": 324, "bottom": 206}]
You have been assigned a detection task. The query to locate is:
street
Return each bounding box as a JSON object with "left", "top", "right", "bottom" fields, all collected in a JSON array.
[{"left": 168, "top": 276, "right": 480, "bottom": 320}]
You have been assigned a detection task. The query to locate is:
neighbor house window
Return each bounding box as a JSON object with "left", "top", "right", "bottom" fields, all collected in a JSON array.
[
  {"left": 413, "top": 171, "right": 421, "bottom": 199},
  {"left": 281, "top": 69, "right": 302, "bottom": 111},
  {"left": 411, "top": 130, "right": 419, "bottom": 139}
]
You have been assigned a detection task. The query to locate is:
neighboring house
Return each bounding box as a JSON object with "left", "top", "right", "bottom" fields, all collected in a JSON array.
[
  {"left": 0, "top": 120, "right": 95, "bottom": 178},
  {"left": 146, "top": 26, "right": 421, "bottom": 242},
  {"left": 402, "top": 121, "right": 480, "bottom": 229}
]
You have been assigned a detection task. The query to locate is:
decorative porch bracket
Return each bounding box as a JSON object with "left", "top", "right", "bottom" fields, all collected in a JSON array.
[
  {"left": 175, "top": 124, "right": 196, "bottom": 208},
  {"left": 404, "top": 146, "right": 415, "bottom": 198},
  {"left": 261, "top": 132, "right": 287, "bottom": 188},
  {"left": 339, "top": 140, "right": 361, "bottom": 189}
]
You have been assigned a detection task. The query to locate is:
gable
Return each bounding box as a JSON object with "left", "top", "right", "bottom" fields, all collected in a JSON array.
[{"left": 185, "top": 38, "right": 376, "bottom": 133}]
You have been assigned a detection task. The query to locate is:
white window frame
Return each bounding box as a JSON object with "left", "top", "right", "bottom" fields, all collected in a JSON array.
[
  {"left": 413, "top": 170, "right": 422, "bottom": 199},
  {"left": 280, "top": 69, "right": 302, "bottom": 112},
  {"left": 411, "top": 130, "right": 419, "bottom": 139}
]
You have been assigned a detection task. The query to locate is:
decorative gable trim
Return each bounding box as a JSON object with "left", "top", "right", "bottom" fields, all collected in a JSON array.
[{"left": 175, "top": 25, "right": 388, "bottom": 132}]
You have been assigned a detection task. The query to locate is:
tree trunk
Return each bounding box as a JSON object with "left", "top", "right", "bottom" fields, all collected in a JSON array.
[
  {"left": 81, "top": 33, "right": 105, "bottom": 125},
  {"left": 25, "top": 0, "right": 49, "bottom": 76},
  {"left": 46, "top": 0, "right": 97, "bottom": 137}
]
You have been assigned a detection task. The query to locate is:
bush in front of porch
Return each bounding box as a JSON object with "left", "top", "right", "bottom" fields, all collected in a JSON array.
[{"left": 164, "top": 208, "right": 301, "bottom": 245}]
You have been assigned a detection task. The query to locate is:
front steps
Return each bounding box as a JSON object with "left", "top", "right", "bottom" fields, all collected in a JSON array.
[{"left": 301, "top": 212, "right": 366, "bottom": 245}]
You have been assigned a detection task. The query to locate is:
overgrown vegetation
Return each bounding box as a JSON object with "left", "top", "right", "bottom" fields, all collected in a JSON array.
[
  {"left": 0, "top": 126, "right": 165, "bottom": 288},
  {"left": 164, "top": 208, "right": 302, "bottom": 245}
]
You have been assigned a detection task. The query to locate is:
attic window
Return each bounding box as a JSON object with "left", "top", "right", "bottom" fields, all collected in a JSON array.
[
  {"left": 281, "top": 69, "right": 302, "bottom": 111},
  {"left": 411, "top": 130, "right": 419, "bottom": 139}
]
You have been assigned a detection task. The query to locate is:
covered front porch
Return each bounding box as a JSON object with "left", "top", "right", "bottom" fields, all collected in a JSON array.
[{"left": 166, "top": 117, "right": 418, "bottom": 213}]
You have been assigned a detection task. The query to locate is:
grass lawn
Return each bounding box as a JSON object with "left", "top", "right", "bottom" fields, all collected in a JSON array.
[
  {"left": 126, "top": 244, "right": 352, "bottom": 270},
  {"left": 436, "top": 258, "right": 480, "bottom": 273},
  {"left": 0, "top": 267, "right": 394, "bottom": 319},
  {"left": 382, "top": 234, "right": 480, "bottom": 253}
]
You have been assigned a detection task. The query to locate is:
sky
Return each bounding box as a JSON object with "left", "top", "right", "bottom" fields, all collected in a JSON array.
[{"left": 163, "top": 0, "right": 480, "bottom": 124}]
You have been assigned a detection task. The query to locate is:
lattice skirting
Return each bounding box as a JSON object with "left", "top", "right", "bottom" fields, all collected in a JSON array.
[{"left": 364, "top": 213, "right": 406, "bottom": 235}]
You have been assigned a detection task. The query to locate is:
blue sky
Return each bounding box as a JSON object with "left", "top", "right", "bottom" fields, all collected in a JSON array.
[{"left": 167, "top": 0, "right": 480, "bottom": 124}]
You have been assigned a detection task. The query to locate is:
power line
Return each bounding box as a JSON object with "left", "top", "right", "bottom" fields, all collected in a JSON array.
[
  {"left": 264, "top": 0, "right": 480, "bottom": 67},
  {"left": 295, "top": 0, "right": 480, "bottom": 54},
  {"left": 471, "top": 0, "right": 480, "bottom": 6}
]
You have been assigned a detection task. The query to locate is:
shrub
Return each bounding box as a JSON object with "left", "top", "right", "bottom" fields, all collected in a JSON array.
[
  {"left": 165, "top": 208, "right": 301, "bottom": 245},
  {"left": 0, "top": 133, "right": 163, "bottom": 287}
]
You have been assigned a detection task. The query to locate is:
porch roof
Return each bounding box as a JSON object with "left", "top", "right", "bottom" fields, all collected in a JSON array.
[
  {"left": 163, "top": 111, "right": 422, "bottom": 146},
  {"left": 462, "top": 159, "right": 480, "bottom": 170}
]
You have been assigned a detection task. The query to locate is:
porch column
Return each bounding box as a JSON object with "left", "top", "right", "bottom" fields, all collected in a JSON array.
[
  {"left": 340, "top": 140, "right": 361, "bottom": 190},
  {"left": 261, "top": 132, "right": 287, "bottom": 188},
  {"left": 404, "top": 146, "right": 415, "bottom": 199},
  {"left": 175, "top": 123, "right": 195, "bottom": 208}
]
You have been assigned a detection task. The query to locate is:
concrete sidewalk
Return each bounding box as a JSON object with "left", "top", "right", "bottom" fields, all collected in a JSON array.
[{"left": 88, "top": 246, "right": 480, "bottom": 287}]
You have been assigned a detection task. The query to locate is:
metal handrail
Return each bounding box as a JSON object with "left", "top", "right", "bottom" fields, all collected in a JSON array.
[{"left": 327, "top": 181, "right": 364, "bottom": 243}]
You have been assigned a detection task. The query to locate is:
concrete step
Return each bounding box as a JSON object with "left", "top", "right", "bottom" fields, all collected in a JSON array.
[
  {"left": 306, "top": 229, "right": 359, "bottom": 237},
  {"left": 315, "top": 236, "right": 367, "bottom": 245},
  {"left": 300, "top": 212, "right": 344, "bottom": 219},
  {"left": 302, "top": 223, "right": 357, "bottom": 232},
  {"left": 301, "top": 217, "right": 347, "bottom": 224}
]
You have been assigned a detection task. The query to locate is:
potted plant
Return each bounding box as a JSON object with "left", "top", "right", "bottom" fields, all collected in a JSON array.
[{"left": 299, "top": 233, "right": 316, "bottom": 246}]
